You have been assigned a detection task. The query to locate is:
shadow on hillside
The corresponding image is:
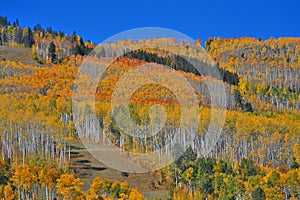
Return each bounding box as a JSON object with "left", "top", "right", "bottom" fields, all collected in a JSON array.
[{"left": 82, "top": 166, "right": 107, "bottom": 171}]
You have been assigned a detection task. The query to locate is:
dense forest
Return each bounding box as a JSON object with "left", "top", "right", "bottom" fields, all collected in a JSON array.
[
  {"left": 0, "top": 16, "right": 299, "bottom": 199},
  {"left": 206, "top": 37, "right": 300, "bottom": 111}
]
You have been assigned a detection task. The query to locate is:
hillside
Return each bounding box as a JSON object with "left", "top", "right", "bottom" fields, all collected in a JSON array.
[
  {"left": 207, "top": 37, "right": 300, "bottom": 111},
  {"left": 0, "top": 19, "right": 299, "bottom": 199}
]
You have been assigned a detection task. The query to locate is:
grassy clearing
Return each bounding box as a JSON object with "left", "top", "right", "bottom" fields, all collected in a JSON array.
[
  {"left": 0, "top": 46, "right": 40, "bottom": 65},
  {"left": 70, "top": 139, "right": 169, "bottom": 199}
]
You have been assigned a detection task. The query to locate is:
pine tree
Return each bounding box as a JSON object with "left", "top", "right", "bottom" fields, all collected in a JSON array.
[
  {"left": 48, "top": 41, "right": 56, "bottom": 62},
  {"left": 252, "top": 187, "right": 266, "bottom": 200}
]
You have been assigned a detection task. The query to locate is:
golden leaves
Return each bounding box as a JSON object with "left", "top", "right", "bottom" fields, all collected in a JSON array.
[{"left": 11, "top": 164, "right": 38, "bottom": 192}]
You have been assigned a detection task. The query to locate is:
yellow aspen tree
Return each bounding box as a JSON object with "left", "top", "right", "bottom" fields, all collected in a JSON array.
[
  {"left": 0, "top": 185, "right": 3, "bottom": 199},
  {"left": 129, "top": 188, "right": 146, "bottom": 200},
  {"left": 4, "top": 184, "right": 15, "bottom": 200},
  {"left": 56, "top": 174, "right": 85, "bottom": 200}
]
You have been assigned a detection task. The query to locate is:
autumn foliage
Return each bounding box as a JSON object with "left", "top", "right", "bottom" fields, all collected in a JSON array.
[{"left": 0, "top": 17, "right": 299, "bottom": 199}]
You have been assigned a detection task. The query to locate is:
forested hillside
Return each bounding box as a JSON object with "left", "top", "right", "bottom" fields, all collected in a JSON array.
[
  {"left": 0, "top": 16, "right": 93, "bottom": 63},
  {"left": 206, "top": 37, "right": 300, "bottom": 111},
  {"left": 0, "top": 15, "right": 299, "bottom": 199}
]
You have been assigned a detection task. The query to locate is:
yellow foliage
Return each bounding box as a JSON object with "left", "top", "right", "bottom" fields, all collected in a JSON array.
[
  {"left": 4, "top": 184, "right": 15, "bottom": 200},
  {"left": 129, "top": 188, "right": 145, "bottom": 200},
  {"left": 56, "top": 174, "right": 85, "bottom": 200},
  {"left": 11, "top": 164, "right": 38, "bottom": 192}
]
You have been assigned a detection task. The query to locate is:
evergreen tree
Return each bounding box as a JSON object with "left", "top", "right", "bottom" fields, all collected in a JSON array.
[
  {"left": 48, "top": 42, "right": 56, "bottom": 62},
  {"left": 290, "top": 157, "right": 299, "bottom": 169},
  {"left": 24, "top": 28, "right": 34, "bottom": 48},
  {"left": 13, "top": 19, "right": 19, "bottom": 27},
  {"left": 252, "top": 187, "right": 266, "bottom": 200},
  {"left": 14, "top": 28, "right": 23, "bottom": 44},
  {"left": 239, "top": 158, "right": 260, "bottom": 178},
  {"left": 0, "top": 16, "right": 8, "bottom": 28},
  {"left": 33, "top": 24, "right": 43, "bottom": 32}
]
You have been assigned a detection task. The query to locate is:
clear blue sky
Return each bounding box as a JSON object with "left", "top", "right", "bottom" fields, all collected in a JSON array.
[{"left": 1, "top": 0, "right": 299, "bottom": 44}]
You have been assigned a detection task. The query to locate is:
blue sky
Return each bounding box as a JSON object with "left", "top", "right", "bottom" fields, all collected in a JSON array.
[{"left": 1, "top": 0, "right": 299, "bottom": 44}]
